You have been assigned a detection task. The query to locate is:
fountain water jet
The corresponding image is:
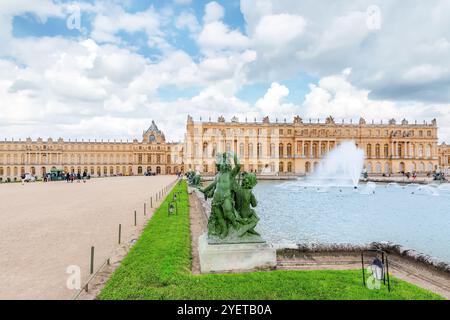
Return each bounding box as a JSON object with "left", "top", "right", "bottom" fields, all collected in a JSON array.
[
  {"left": 307, "top": 141, "right": 365, "bottom": 187},
  {"left": 360, "top": 182, "right": 377, "bottom": 195},
  {"left": 414, "top": 185, "right": 440, "bottom": 196}
]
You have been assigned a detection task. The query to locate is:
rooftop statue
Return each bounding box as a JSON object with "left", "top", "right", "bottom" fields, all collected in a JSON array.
[
  {"left": 199, "top": 152, "right": 262, "bottom": 244},
  {"left": 326, "top": 116, "right": 336, "bottom": 125}
]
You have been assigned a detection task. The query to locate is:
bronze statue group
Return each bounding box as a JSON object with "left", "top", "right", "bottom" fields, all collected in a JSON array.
[{"left": 189, "top": 152, "right": 261, "bottom": 242}]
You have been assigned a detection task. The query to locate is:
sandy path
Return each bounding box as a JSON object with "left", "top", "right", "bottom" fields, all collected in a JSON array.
[{"left": 0, "top": 175, "right": 176, "bottom": 300}]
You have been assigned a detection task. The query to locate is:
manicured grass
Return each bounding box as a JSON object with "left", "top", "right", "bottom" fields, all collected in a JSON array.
[{"left": 99, "top": 181, "right": 443, "bottom": 300}]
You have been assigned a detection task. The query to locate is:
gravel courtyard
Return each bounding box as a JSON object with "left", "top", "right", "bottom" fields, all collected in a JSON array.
[{"left": 0, "top": 175, "right": 177, "bottom": 299}]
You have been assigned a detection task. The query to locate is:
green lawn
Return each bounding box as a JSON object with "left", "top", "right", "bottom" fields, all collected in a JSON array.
[{"left": 99, "top": 181, "right": 443, "bottom": 300}]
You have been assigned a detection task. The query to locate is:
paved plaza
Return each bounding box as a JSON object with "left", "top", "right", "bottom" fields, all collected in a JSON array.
[{"left": 0, "top": 175, "right": 176, "bottom": 299}]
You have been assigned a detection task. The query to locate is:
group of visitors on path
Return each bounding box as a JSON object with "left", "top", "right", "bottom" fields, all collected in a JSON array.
[{"left": 65, "top": 171, "right": 90, "bottom": 183}]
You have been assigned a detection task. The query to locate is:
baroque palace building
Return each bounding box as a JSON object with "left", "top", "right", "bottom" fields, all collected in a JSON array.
[
  {"left": 438, "top": 143, "right": 450, "bottom": 172},
  {"left": 0, "top": 121, "right": 184, "bottom": 181},
  {"left": 0, "top": 115, "right": 447, "bottom": 181},
  {"left": 184, "top": 115, "right": 441, "bottom": 175}
]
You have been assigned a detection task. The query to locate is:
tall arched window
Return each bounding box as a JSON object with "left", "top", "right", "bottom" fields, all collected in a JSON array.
[
  {"left": 375, "top": 162, "right": 382, "bottom": 173},
  {"left": 324, "top": 143, "right": 329, "bottom": 155},
  {"left": 287, "top": 162, "right": 292, "bottom": 172},
  {"left": 366, "top": 144, "right": 372, "bottom": 158},
  {"left": 279, "top": 143, "right": 284, "bottom": 157},
  {"left": 239, "top": 143, "right": 244, "bottom": 158},
  {"left": 257, "top": 143, "right": 263, "bottom": 157},
  {"left": 194, "top": 143, "right": 198, "bottom": 158},
  {"left": 248, "top": 143, "right": 253, "bottom": 157},
  {"left": 426, "top": 144, "right": 431, "bottom": 157},
  {"left": 203, "top": 142, "right": 208, "bottom": 157},
  {"left": 305, "top": 162, "right": 311, "bottom": 173},
  {"left": 270, "top": 143, "right": 275, "bottom": 157},
  {"left": 419, "top": 162, "right": 425, "bottom": 172},
  {"left": 312, "top": 143, "right": 318, "bottom": 158},
  {"left": 287, "top": 144, "right": 292, "bottom": 157},
  {"left": 384, "top": 144, "right": 389, "bottom": 157},
  {"left": 375, "top": 144, "right": 381, "bottom": 158}
]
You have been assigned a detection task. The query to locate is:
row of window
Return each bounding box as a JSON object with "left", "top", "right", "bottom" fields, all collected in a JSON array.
[
  {"left": 0, "top": 153, "right": 178, "bottom": 165},
  {"left": 0, "top": 165, "right": 181, "bottom": 177},
  {"left": 192, "top": 142, "right": 435, "bottom": 159},
  {"left": 366, "top": 143, "right": 434, "bottom": 158},
  {"left": 366, "top": 162, "right": 434, "bottom": 174},
  {"left": 195, "top": 127, "right": 434, "bottom": 138},
  {"left": 0, "top": 144, "right": 171, "bottom": 152}
]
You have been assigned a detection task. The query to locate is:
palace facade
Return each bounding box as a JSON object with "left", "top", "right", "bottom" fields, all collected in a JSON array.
[
  {"left": 0, "top": 115, "right": 446, "bottom": 181},
  {"left": 438, "top": 143, "right": 450, "bottom": 172},
  {"left": 184, "top": 115, "right": 440, "bottom": 175},
  {"left": 0, "top": 121, "right": 184, "bottom": 181}
]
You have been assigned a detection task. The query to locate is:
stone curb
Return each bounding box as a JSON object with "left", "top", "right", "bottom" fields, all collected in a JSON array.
[{"left": 276, "top": 241, "right": 450, "bottom": 274}]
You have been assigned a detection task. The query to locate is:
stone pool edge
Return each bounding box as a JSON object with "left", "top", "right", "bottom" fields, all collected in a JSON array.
[{"left": 276, "top": 242, "right": 450, "bottom": 299}]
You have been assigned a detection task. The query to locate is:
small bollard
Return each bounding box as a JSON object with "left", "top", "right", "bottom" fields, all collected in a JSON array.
[
  {"left": 144, "top": 203, "right": 146, "bottom": 216},
  {"left": 150, "top": 197, "right": 153, "bottom": 208},
  {"left": 90, "top": 246, "right": 95, "bottom": 275},
  {"left": 134, "top": 210, "right": 137, "bottom": 226},
  {"left": 118, "top": 224, "right": 122, "bottom": 244}
]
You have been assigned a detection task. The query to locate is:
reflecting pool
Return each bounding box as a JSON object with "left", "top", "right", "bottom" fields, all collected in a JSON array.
[{"left": 254, "top": 180, "right": 450, "bottom": 263}]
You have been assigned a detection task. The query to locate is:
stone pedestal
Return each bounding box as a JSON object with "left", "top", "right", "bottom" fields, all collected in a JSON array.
[{"left": 198, "top": 233, "right": 277, "bottom": 273}]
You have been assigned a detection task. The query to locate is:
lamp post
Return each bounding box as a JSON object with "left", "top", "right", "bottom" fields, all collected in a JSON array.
[
  {"left": 369, "top": 257, "right": 384, "bottom": 282},
  {"left": 168, "top": 201, "right": 177, "bottom": 216},
  {"left": 361, "top": 249, "right": 391, "bottom": 292}
]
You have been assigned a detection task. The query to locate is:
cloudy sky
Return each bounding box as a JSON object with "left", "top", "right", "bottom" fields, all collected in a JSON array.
[{"left": 1, "top": 0, "right": 450, "bottom": 142}]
